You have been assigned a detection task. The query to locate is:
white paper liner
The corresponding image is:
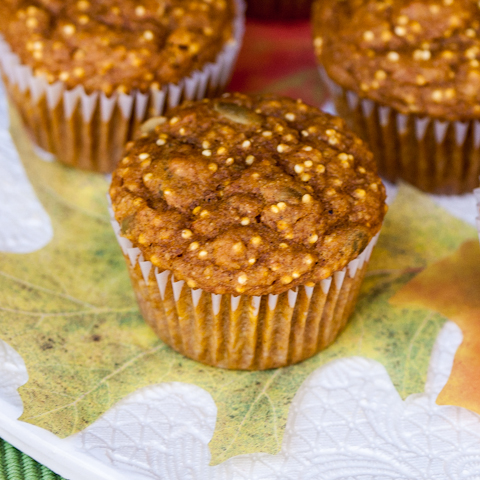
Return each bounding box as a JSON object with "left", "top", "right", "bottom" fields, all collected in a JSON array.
[
  {"left": 108, "top": 197, "right": 379, "bottom": 370},
  {"left": 0, "top": 0, "right": 245, "bottom": 172},
  {"left": 319, "top": 66, "right": 480, "bottom": 194},
  {"left": 475, "top": 187, "right": 480, "bottom": 243}
]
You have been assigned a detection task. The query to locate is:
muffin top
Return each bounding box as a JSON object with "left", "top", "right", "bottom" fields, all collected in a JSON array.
[
  {"left": 0, "top": 0, "right": 236, "bottom": 95},
  {"left": 110, "top": 93, "right": 386, "bottom": 296},
  {"left": 313, "top": 0, "right": 480, "bottom": 121}
]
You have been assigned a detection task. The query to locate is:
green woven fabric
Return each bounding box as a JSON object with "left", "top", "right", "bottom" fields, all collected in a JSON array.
[{"left": 0, "top": 439, "right": 63, "bottom": 480}]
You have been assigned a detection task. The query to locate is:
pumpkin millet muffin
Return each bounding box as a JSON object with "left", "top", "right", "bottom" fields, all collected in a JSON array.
[
  {"left": 313, "top": 0, "right": 480, "bottom": 194},
  {"left": 0, "top": 0, "right": 243, "bottom": 172},
  {"left": 110, "top": 93, "right": 387, "bottom": 370}
]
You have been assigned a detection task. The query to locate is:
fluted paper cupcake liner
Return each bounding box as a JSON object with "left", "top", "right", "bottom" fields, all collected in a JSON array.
[
  {"left": 246, "top": 0, "right": 312, "bottom": 20},
  {"left": 0, "top": 0, "right": 245, "bottom": 173},
  {"left": 475, "top": 187, "right": 480, "bottom": 243},
  {"left": 109, "top": 201, "right": 379, "bottom": 370},
  {"left": 319, "top": 68, "right": 480, "bottom": 195}
]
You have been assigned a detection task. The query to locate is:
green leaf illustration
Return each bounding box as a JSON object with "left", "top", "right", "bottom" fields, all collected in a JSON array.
[{"left": 0, "top": 107, "right": 476, "bottom": 464}]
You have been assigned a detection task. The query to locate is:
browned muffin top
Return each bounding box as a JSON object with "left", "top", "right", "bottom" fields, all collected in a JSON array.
[
  {"left": 313, "top": 0, "right": 480, "bottom": 121},
  {"left": 110, "top": 93, "right": 386, "bottom": 296},
  {"left": 0, "top": 0, "right": 235, "bottom": 95}
]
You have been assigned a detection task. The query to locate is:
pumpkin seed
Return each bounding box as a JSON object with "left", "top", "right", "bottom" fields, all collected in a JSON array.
[{"left": 214, "top": 102, "right": 263, "bottom": 126}]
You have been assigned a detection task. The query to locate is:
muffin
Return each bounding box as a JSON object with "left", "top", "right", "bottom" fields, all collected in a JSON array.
[
  {"left": 246, "top": 0, "right": 312, "bottom": 20},
  {"left": 313, "top": 0, "right": 480, "bottom": 194},
  {"left": 109, "top": 93, "right": 387, "bottom": 370},
  {"left": 0, "top": 0, "right": 245, "bottom": 173}
]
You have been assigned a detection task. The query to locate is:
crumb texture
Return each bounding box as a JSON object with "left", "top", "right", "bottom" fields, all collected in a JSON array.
[
  {"left": 0, "top": 0, "right": 235, "bottom": 94},
  {"left": 313, "top": 0, "right": 480, "bottom": 121},
  {"left": 110, "top": 93, "right": 386, "bottom": 295}
]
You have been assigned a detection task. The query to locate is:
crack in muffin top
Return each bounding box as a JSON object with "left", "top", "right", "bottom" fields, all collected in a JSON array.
[
  {"left": 313, "top": 0, "right": 480, "bottom": 121},
  {"left": 110, "top": 93, "right": 387, "bottom": 296},
  {"left": 0, "top": 0, "right": 235, "bottom": 94}
]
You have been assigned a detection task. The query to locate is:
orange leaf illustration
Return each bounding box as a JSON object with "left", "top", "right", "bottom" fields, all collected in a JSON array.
[{"left": 391, "top": 239, "right": 480, "bottom": 413}]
